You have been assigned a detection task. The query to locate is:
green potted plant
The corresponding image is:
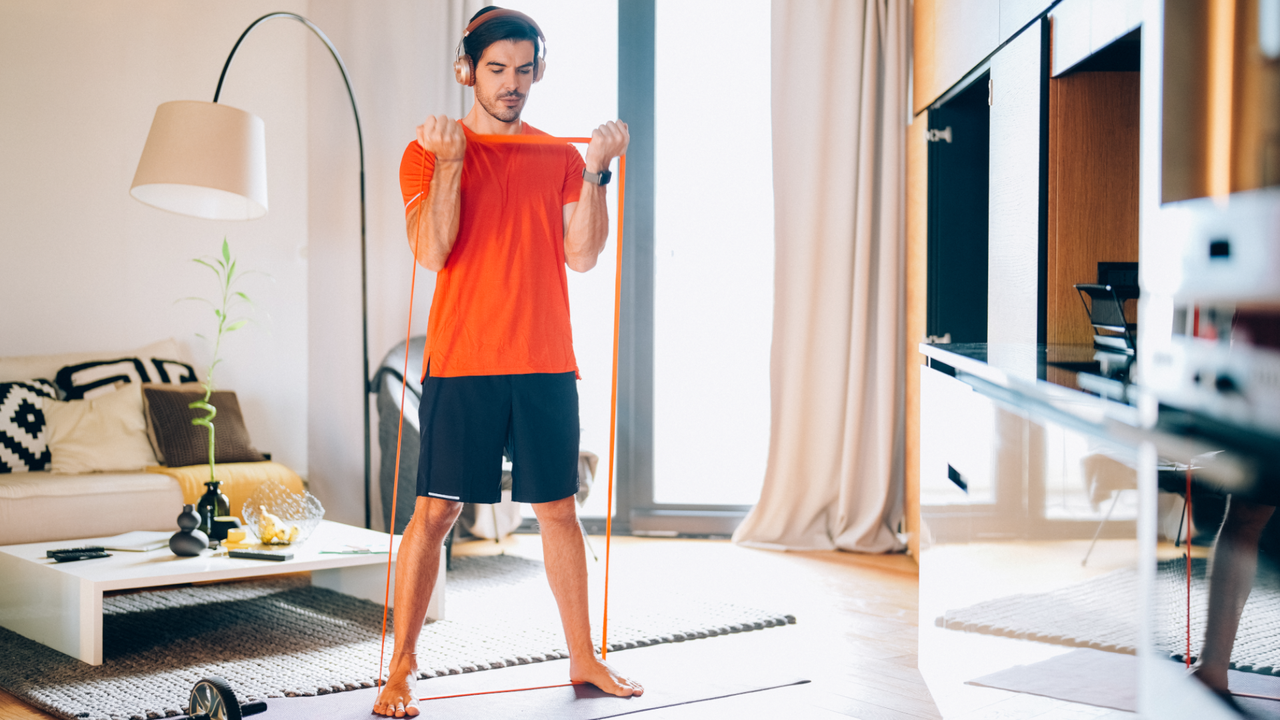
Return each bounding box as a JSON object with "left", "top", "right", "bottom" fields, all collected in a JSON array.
[{"left": 183, "top": 239, "right": 260, "bottom": 535}]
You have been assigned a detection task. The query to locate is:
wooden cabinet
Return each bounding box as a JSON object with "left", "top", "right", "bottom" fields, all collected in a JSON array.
[{"left": 1046, "top": 71, "right": 1141, "bottom": 344}]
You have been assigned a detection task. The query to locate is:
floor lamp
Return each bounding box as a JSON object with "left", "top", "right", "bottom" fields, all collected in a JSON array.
[{"left": 130, "top": 12, "right": 376, "bottom": 529}]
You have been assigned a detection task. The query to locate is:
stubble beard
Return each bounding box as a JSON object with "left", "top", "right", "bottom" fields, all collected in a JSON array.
[{"left": 478, "top": 89, "right": 525, "bottom": 124}]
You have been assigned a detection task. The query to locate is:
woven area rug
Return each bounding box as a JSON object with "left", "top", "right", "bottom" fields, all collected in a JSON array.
[
  {"left": 937, "top": 556, "right": 1280, "bottom": 675},
  {"left": 0, "top": 555, "right": 795, "bottom": 720}
]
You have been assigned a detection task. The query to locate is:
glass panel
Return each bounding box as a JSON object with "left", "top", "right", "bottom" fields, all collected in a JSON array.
[
  {"left": 504, "top": 0, "right": 618, "bottom": 519},
  {"left": 919, "top": 402, "right": 1141, "bottom": 716},
  {"left": 652, "top": 0, "right": 773, "bottom": 506}
]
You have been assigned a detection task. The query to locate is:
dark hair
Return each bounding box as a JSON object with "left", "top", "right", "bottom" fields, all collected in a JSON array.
[{"left": 463, "top": 7, "right": 541, "bottom": 68}]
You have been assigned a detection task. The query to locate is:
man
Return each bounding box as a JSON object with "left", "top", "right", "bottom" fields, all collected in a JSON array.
[
  {"left": 373, "top": 7, "right": 638, "bottom": 717},
  {"left": 1190, "top": 310, "right": 1279, "bottom": 715}
]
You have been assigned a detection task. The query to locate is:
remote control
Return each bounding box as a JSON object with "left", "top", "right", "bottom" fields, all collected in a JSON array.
[
  {"left": 51, "top": 550, "right": 111, "bottom": 562},
  {"left": 47, "top": 546, "right": 105, "bottom": 558},
  {"left": 229, "top": 549, "right": 293, "bottom": 562}
]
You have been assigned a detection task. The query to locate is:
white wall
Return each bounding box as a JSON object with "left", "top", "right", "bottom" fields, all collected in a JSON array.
[
  {"left": 305, "top": 0, "right": 483, "bottom": 528},
  {"left": 0, "top": 1, "right": 310, "bottom": 476},
  {"left": 0, "top": 1, "right": 595, "bottom": 529}
]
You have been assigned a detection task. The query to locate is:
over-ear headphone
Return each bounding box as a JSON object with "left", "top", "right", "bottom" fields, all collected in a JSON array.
[{"left": 453, "top": 9, "right": 547, "bottom": 87}]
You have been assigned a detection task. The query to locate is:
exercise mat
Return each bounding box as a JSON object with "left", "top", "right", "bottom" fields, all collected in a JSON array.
[
  {"left": 260, "top": 636, "right": 810, "bottom": 720},
  {"left": 967, "top": 647, "right": 1280, "bottom": 716},
  {"left": 0, "top": 555, "right": 794, "bottom": 720}
]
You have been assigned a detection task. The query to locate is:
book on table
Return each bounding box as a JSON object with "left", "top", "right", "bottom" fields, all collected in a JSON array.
[{"left": 97, "top": 531, "right": 172, "bottom": 552}]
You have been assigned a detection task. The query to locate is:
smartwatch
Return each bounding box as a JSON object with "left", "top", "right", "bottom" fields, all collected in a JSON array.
[{"left": 582, "top": 167, "right": 612, "bottom": 186}]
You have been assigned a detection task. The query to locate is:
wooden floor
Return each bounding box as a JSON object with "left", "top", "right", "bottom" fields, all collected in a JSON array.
[{"left": 0, "top": 535, "right": 940, "bottom": 720}]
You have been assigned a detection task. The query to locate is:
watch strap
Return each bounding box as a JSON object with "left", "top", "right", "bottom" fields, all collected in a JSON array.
[{"left": 582, "top": 167, "right": 612, "bottom": 186}]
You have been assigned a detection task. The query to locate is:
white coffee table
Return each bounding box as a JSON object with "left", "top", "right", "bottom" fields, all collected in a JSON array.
[{"left": 0, "top": 520, "right": 444, "bottom": 665}]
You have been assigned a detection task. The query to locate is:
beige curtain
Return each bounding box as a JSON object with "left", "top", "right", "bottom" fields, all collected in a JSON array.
[{"left": 733, "top": 0, "right": 907, "bottom": 553}]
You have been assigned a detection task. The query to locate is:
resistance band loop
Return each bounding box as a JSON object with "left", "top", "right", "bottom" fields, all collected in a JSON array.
[
  {"left": 373, "top": 131, "right": 626, "bottom": 703},
  {"left": 418, "top": 681, "right": 583, "bottom": 702}
]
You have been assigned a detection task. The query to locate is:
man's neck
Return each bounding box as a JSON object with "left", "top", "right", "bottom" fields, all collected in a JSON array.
[{"left": 462, "top": 104, "right": 523, "bottom": 136}]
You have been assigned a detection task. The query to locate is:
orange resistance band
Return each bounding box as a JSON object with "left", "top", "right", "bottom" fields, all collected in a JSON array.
[
  {"left": 374, "top": 132, "right": 627, "bottom": 703},
  {"left": 1185, "top": 468, "right": 1192, "bottom": 669}
]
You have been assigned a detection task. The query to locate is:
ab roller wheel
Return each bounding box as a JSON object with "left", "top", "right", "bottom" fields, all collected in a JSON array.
[{"left": 185, "top": 676, "right": 267, "bottom": 720}]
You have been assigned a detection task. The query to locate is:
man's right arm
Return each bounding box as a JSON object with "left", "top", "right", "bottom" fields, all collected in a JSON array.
[{"left": 407, "top": 115, "right": 466, "bottom": 272}]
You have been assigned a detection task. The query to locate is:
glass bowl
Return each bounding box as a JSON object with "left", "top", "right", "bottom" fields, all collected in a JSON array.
[{"left": 241, "top": 479, "right": 325, "bottom": 545}]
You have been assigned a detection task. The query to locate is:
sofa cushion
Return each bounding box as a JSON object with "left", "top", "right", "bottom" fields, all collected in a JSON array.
[
  {"left": 0, "top": 471, "right": 183, "bottom": 545},
  {"left": 44, "top": 383, "right": 158, "bottom": 474},
  {"left": 0, "top": 379, "right": 58, "bottom": 473},
  {"left": 55, "top": 347, "right": 198, "bottom": 401},
  {"left": 0, "top": 339, "right": 196, "bottom": 391},
  {"left": 142, "top": 385, "right": 265, "bottom": 467}
]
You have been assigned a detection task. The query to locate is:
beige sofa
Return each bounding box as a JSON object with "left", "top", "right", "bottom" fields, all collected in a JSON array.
[{"left": 0, "top": 340, "right": 300, "bottom": 546}]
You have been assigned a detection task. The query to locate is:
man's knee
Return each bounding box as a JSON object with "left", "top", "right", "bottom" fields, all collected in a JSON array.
[
  {"left": 411, "top": 496, "right": 463, "bottom": 537},
  {"left": 1220, "top": 496, "right": 1276, "bottom": 543},
  {"left": 531, "top": 495, "right": 578, "bottom": 526}
]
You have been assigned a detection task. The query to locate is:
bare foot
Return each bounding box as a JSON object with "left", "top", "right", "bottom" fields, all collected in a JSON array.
[
  {"left": 1191, "top": 662, "right": 1229, "bottom": 695},
  {"left": 570, "top": 654, "right": 644, "bottom": 697},
  {"left": 373, "top": 653, "right": 420, "bottom": 717}
]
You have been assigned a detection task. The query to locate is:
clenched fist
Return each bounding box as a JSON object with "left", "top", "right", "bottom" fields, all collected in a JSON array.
[
  {"left": 416, "top": 115, "right": 466, "bottom": 163},
  {"left": 584, "top": 120, "right": 629, "bottom": 174}
]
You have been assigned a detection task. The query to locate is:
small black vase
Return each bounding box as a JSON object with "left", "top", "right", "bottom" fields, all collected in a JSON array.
[
  {"left": 170, "top": 504, "right": 209, "bottom": 557},
  {"left": 197, "top": 481, "right": 231, "bottom": 539}
]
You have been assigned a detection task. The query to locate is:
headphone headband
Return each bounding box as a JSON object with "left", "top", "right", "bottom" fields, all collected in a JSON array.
[{"left": 463, "top": 8, "right": 546, "bottom": 42}]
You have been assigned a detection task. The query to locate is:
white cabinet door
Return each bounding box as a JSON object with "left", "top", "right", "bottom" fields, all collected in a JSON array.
[{"left": 988, "top": 19, "right": 1046, "bottom": 356}]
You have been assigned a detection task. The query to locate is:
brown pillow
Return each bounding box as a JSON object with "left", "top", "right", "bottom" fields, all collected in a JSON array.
[{"left": 142, "top": 384, "right": 266, "bottom": 467}]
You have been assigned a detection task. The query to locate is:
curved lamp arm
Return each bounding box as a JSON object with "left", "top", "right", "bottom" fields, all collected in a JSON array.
[{"left": 216, "top": 12, "right": 374, "bottom": 529}]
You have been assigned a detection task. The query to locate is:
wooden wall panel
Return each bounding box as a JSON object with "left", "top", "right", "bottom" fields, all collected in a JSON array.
[
  {"left": 988, "top": 23, "right": 1045, "bottom": 358},
  {"left": 1230, "top": 0, "right": 1280, "bottom": 191},
  {"left": 1162, "top": 0, "right": 1212, "bottom": 202},
  {"left": 1046, "top": 72, "right": 1141, "bottom": 345},
  {"left": 905, "top": 112, "right": 929, "bottom": 561}
]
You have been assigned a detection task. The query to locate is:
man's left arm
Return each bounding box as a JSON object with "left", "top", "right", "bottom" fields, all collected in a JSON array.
[{"left": 565, "top": 121, "right": 629, "bottom": 273}]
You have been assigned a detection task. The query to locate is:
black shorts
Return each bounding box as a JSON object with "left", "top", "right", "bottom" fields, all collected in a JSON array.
[{"left": 416, "top": 371, "right": 579, "bottom": 505}]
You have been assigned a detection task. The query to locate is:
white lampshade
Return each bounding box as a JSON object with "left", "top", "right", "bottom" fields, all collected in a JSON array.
[{"left": 131, "top": 100, "right": 268, "bottom": 220}]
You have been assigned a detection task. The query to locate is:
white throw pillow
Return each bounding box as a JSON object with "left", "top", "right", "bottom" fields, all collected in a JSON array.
[
  {"left": 0, "top": 339, "right": 197, "bottom": 386},
  {"left": 43, "top": 383, "right": 158, "bottom": 474}
]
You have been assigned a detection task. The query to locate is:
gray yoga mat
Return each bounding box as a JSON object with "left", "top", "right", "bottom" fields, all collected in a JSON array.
[{"left": 258, "top": 638, "right": 809, "bottom": 719}]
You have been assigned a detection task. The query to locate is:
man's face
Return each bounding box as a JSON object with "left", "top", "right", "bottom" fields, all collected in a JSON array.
[{"left": 473, "top": 39, "right": 536, "bottom": 124}]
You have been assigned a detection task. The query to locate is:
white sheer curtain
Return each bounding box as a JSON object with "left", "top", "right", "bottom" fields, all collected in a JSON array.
[{"left": 732, "top": 0, "right": 907, "bottom": 553}]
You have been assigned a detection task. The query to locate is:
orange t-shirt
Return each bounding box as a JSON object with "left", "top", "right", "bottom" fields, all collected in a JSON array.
[{"left": 399, "top": 122, "right": 586, "bottom": 379}]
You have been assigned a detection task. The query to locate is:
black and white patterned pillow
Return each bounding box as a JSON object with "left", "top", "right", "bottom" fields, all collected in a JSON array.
[
  {"left": 0, "top": 379, "right": 57, "bottom": 473},
  {"left": 55, "top": 356, "right": 197, "bottom": 400}
]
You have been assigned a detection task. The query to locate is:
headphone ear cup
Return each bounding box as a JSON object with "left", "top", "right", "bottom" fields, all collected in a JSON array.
[
  {"left": 454, "top": 55, "right": 475, "bottom": 86},
  {"left": 533, "top": 57, "right": 545, "bottom": 83}
]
